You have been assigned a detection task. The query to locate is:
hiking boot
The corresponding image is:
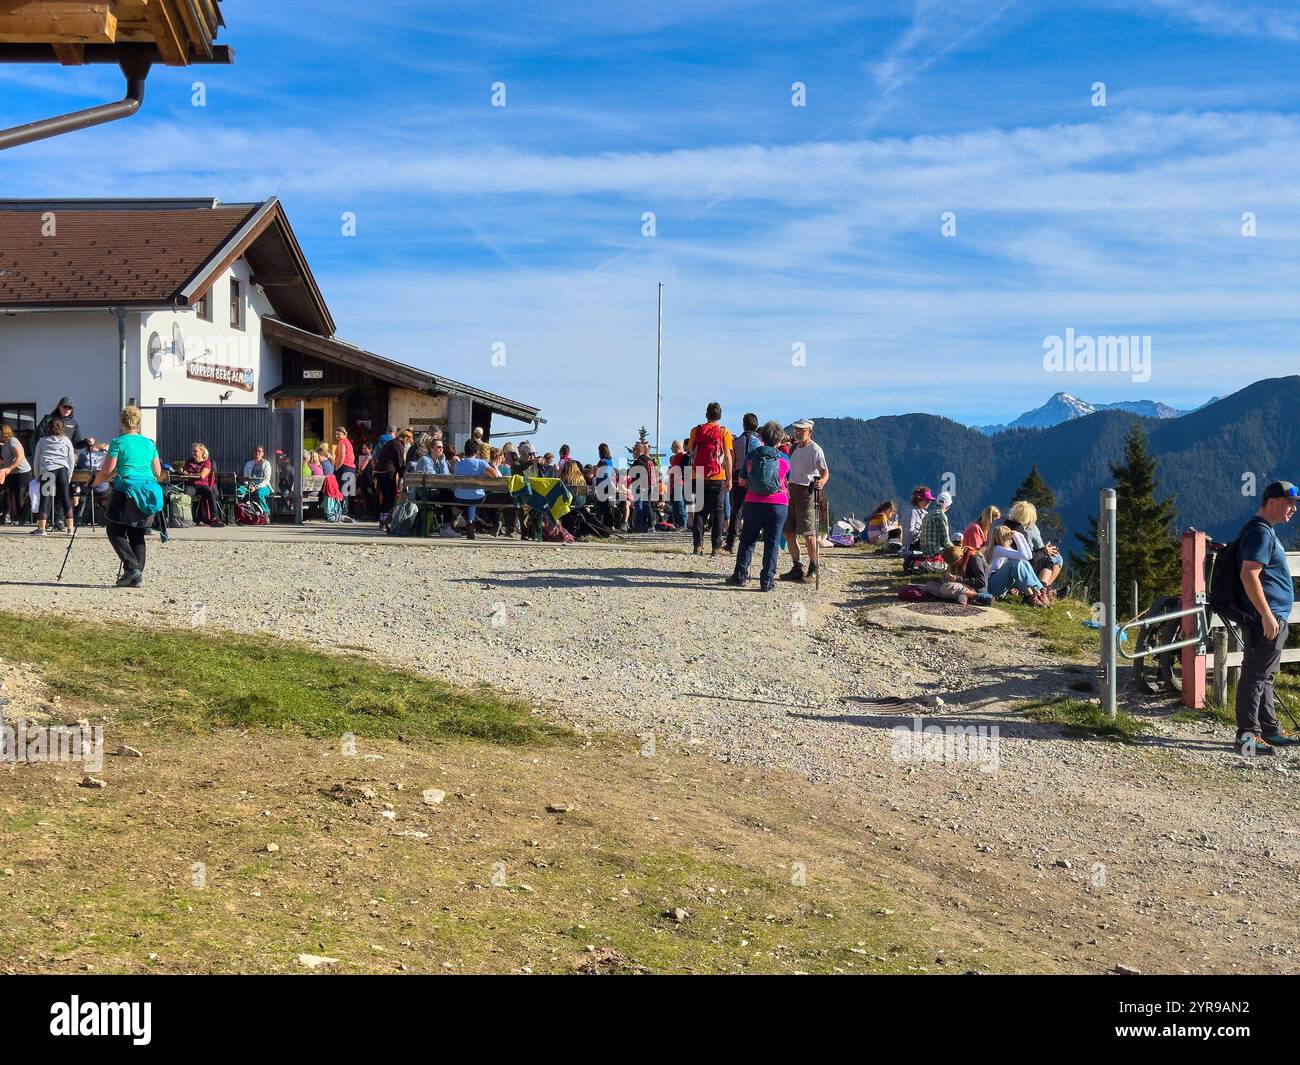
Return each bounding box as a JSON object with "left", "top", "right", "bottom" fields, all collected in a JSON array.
[
  {"left": 955, "top": 592, "right": 969, "bottom": 606},
  {"left": 759, "top": 581, "right": 774, "bottom": 592},
  {"left": 806, "top": 561, "right": 818, "bottom": 579},
  {"left": 725, "top": 573, "right": 744, "bottom": 587},
  {"left": 465, "top": 527, "right": 476, "bottom": 540},
  {"left": 115, "top": 569, "right": 139, "bottom": 588},
  {"left": 778, "top": 563, "right": 805, "bottom": 583},
  {"left": 1235, "top": 733, "right": 1275, "bottom": 756},
  {"left": 1261, "top": 731, "right": 1300, "bottom": 746}
]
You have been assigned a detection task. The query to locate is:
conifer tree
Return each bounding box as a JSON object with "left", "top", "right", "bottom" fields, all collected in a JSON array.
[
  {"left": 1072, "top": 425, "right": 1182, "bottom": 606},
  {"left": 1010, "top": 464, "right": 1064, "bottom": 542}
]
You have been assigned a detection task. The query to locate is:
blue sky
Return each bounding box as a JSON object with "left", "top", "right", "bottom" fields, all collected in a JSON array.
[{"left": 3, "top": 0, "right": 1300, "bottom": 456}]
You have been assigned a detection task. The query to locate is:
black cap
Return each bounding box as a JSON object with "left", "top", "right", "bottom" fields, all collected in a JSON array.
[
  {"left": 1262, "top": 480, "right": 1299, "bottom": 501},
  {"left": 58, "top": 397, "right": 74, "bottom": 408}
]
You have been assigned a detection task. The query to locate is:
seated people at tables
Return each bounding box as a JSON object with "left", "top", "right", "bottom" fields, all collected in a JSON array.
[
  {"left": 985, "top": 525, "right": 1048, "bottom": 605},
  {"left": 74, "top": 437, "right": 110, "bottom": 521},
  {"left": 275, "top": 450, "right": 295, "bottom": 496},
  {"left": 453, "top": 440, "right": 499, "bottom": 539},
  {"left": 962, "top": 505, "right": 999, "bottom": 550},
  {"left": 918, "top": 490, "right": 954, "bottom": 557},
  {"left": 242, "top": 445, "right": 273, "bottom": 514},
  {"left": 866, "top": 500, "right": 898, "bottom": 544},
  {"left": 185, "top": 443, "right": 224, "bottom": 526}
]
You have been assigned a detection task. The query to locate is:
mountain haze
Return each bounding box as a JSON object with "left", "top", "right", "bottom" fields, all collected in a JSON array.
[{"left": 814, "top": 377, "right": 1300, "bottom": 543}]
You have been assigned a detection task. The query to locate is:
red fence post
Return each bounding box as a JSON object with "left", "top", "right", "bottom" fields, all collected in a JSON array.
[{"left": 1181, "top": 530, "right": 1206, "bottom": 709}]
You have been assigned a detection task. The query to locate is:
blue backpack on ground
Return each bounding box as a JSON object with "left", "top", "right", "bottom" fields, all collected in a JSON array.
[
  {"left": 747, "top": 446, "right": 781, "bottom": 496},
  {"left": 321, "top": 494, "right": 343, "bottom": 522}
]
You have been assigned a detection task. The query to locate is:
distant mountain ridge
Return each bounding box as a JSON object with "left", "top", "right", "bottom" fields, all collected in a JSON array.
[
  {"left": 810, "top": 377, "right": 1300, "bottom": 544},
  {"left": 977, "top": 392, "right": 1192, "bottom": 435}
]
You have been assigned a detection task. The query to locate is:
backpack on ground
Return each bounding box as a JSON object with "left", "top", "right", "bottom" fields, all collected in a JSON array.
[
  {"left": 387, "top": 499, "right": 419, "bottom": 536},
  {"left": 234, "top": 499, "right": 269, "bottom": 526},
  {"left": 691, "top": 422, "right": 725, "bottom": 478},
  {"left": 747, "top": 445, "right": 781, "bottom": 496},
  {"left": 1209, "top": 516, "right": 1271, "bottom": 618},
  {"left": 321, "top": 494, "right": 343, "bottom": 522},
  {"left": 165, "top": 489, "right": 193, "bottom": 528}
]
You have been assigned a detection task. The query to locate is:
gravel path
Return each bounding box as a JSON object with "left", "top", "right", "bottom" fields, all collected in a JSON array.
[{"left": 2, "top": 523, "right": 1297, "bottom": 973}]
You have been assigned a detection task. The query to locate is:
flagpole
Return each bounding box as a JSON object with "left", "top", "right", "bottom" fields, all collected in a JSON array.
[{"left": 655, "top": 282, "right": 663, "bottom": 459}]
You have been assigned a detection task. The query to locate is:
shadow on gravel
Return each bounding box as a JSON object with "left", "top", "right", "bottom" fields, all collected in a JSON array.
[{"left": 452, "top": 567, "right": 736, "bottom": 591}]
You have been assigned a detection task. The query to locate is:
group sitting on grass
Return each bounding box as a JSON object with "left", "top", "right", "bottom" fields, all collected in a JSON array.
[{"left": 891, "top": 491, "right": 1065, "bottom": 608}]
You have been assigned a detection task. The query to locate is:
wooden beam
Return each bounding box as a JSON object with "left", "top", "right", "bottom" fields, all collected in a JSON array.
[
  {"left": 138, "top": 0, "right": 186, "bottom": 64},
  {"left": 0, "top": 2, "right": 117, "bottom": 45},
  {"left": 52, "top": 41, "right": 85, "bottom": 64}
]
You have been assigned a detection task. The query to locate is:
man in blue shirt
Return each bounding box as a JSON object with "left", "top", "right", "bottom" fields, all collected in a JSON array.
[
  {"left": 1234, "top": 480, "right": 1299, "bottom": 753},
  {"left": 453, "top": 441, "right": 497, "bottom": 540}
]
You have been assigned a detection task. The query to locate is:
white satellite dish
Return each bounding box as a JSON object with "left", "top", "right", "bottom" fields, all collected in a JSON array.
[
  {"left": 147, "top": 332, "right": 164, "bottom": 377},
  {"left": 172, "top": 321, "right": 187, "bottom": 367}
]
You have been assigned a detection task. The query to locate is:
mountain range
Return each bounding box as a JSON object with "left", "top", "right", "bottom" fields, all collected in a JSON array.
[
  {"left": 813, "top": 376, "right": 1300, "bottom": 545},
  {"left": 976, "top": 392, "right": 1192, "bottom": 434}
]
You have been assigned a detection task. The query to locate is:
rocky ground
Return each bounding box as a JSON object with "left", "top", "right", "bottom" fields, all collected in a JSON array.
[{"left": 2, "top": 523, "right": 1297, "bottom": 973}]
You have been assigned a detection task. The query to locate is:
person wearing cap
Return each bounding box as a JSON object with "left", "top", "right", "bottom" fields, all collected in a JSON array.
[
  {"left": 36, "top": 397, "right": 88, "bottom": 454},
  {"left": 919, "top": 490, "right": 955, "bottom": 558},
  {"left": 778, "top": 419, "right": 829, "bottom": 584},
  {"left": 1232, "top": 480, "right": 1300, "bottom": 754},
  {"left": 898, "top": 486, "right": 933, "bottom": 560}
]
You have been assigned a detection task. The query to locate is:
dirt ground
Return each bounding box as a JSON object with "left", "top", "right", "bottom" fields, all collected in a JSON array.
[{"left": 1, "top": 524, "right": 1297, "bottom": 973}]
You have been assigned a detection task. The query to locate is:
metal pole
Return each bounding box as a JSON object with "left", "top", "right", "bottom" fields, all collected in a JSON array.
[
  {"left": 1101, "top": 488, "right": 1117, "bottom": 719},
  {"left": 655, "top": 282, "right": 663, "bottom": 460},
  {"left": 294, "top": 400, "right": 305, "bottom": 525}
]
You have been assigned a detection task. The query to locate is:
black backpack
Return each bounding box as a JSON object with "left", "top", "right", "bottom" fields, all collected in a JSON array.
[{"left": 1208, "top": 516, "right": 1271, "bottom": 617}]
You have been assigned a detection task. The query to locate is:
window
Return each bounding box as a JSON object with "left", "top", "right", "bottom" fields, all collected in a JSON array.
[
  {"left": 194, "top": 288, "right": 212, "bottom": 322},
  {"left": 229, "top": 278, "right": 245, "bottom": 330},
  {"left": 0, "top": 402, "right": 36, "bottom": 445}
]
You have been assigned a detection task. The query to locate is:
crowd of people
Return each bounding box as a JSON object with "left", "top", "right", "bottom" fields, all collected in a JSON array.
[{"left": 866, "top": 489, "right": 1064, "bottom": 608}]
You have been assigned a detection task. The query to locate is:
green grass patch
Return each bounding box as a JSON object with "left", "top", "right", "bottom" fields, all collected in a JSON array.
[
  {"left": 996, "top": 596, "right": 1100, "bottom": 660},
  {"left": 1020, "top": 697, "right": 1143, "bottom": 740},
  {"left": 0, "top": 611, "right": 568, "bottom": 747}
]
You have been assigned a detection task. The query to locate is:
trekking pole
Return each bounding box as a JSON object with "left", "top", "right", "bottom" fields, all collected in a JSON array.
[
  {"left": 56, "top": 520, "right": 78, "bottom": 581},
  {"left": 812, "top": 483, "right": 821, "bottom": 592}
]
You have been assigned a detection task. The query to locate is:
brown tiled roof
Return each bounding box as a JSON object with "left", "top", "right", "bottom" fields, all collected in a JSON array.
[{"left": 0, "top": 202, "right": 259, "bottom": 306}]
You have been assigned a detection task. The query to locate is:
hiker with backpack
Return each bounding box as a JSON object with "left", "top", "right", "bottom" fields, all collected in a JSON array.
[
  {"left": 687, "top": 402, "right": 734, "bottom": 557},
  {"left": 726, "top": 420, "right": 790, "bottom": 592},
  {"left": 724, "top": 413, "right": 761, "bottom": 553},
  {"left": 778, "top": 419, "right": 829, "bottom": 584},
  {"left": 1214, "top": 480, "right": 1300, "bottom": 754}
]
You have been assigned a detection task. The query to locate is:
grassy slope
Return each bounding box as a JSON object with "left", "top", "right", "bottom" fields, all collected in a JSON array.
[{"left": 0, "top": 615, "right": 1040, "bottom": 974}]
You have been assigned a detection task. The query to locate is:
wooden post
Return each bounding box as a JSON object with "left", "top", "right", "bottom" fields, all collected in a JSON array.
[
  {"left": 1181, "top": 530, "right": 1207, "bottom": 709},
  {"left": 1212, "top": 628, "right": 1228, "bottom": 707}
]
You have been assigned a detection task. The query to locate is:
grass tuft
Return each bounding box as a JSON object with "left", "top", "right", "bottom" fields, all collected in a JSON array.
[
  {"left": 1020, "top": 697, "right": 1143, "bottom": 740},
  {"left": 0, "top": 611, "right": 569, "bottom": 747}
]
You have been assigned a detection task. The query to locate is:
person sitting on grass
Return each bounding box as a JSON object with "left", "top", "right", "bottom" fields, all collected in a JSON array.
[
  {"left": 919, "top": 544, "right": 989, "bottom": 605},
  {"left": 962, "top": 505, "right": 1000, "bottom": 550},
  {"left": 918, "top": 490, "right": 955, "bottom": 558},
  {"left": 1006, "top": 499, "right": 1062, "bottom": 590},
  {"left": 985, "top": 525, "right": 1048, "bottom": 606},
  {"left": 866, "top": 501, "right": 898, "bottom": 545},
  {"left": 898, "top": 486, "right": 932, "bottom": 557}
]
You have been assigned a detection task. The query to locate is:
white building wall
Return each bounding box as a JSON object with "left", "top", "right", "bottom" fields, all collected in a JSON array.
[
  {"left": 136, "top": 258, "right": 281, "bottom": 439},
  {"left": 0, "top": 257, "right": 284, "bottom": 444},
  {"left": 0, "top": 310, "right": 121, "bottom": 442}
]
